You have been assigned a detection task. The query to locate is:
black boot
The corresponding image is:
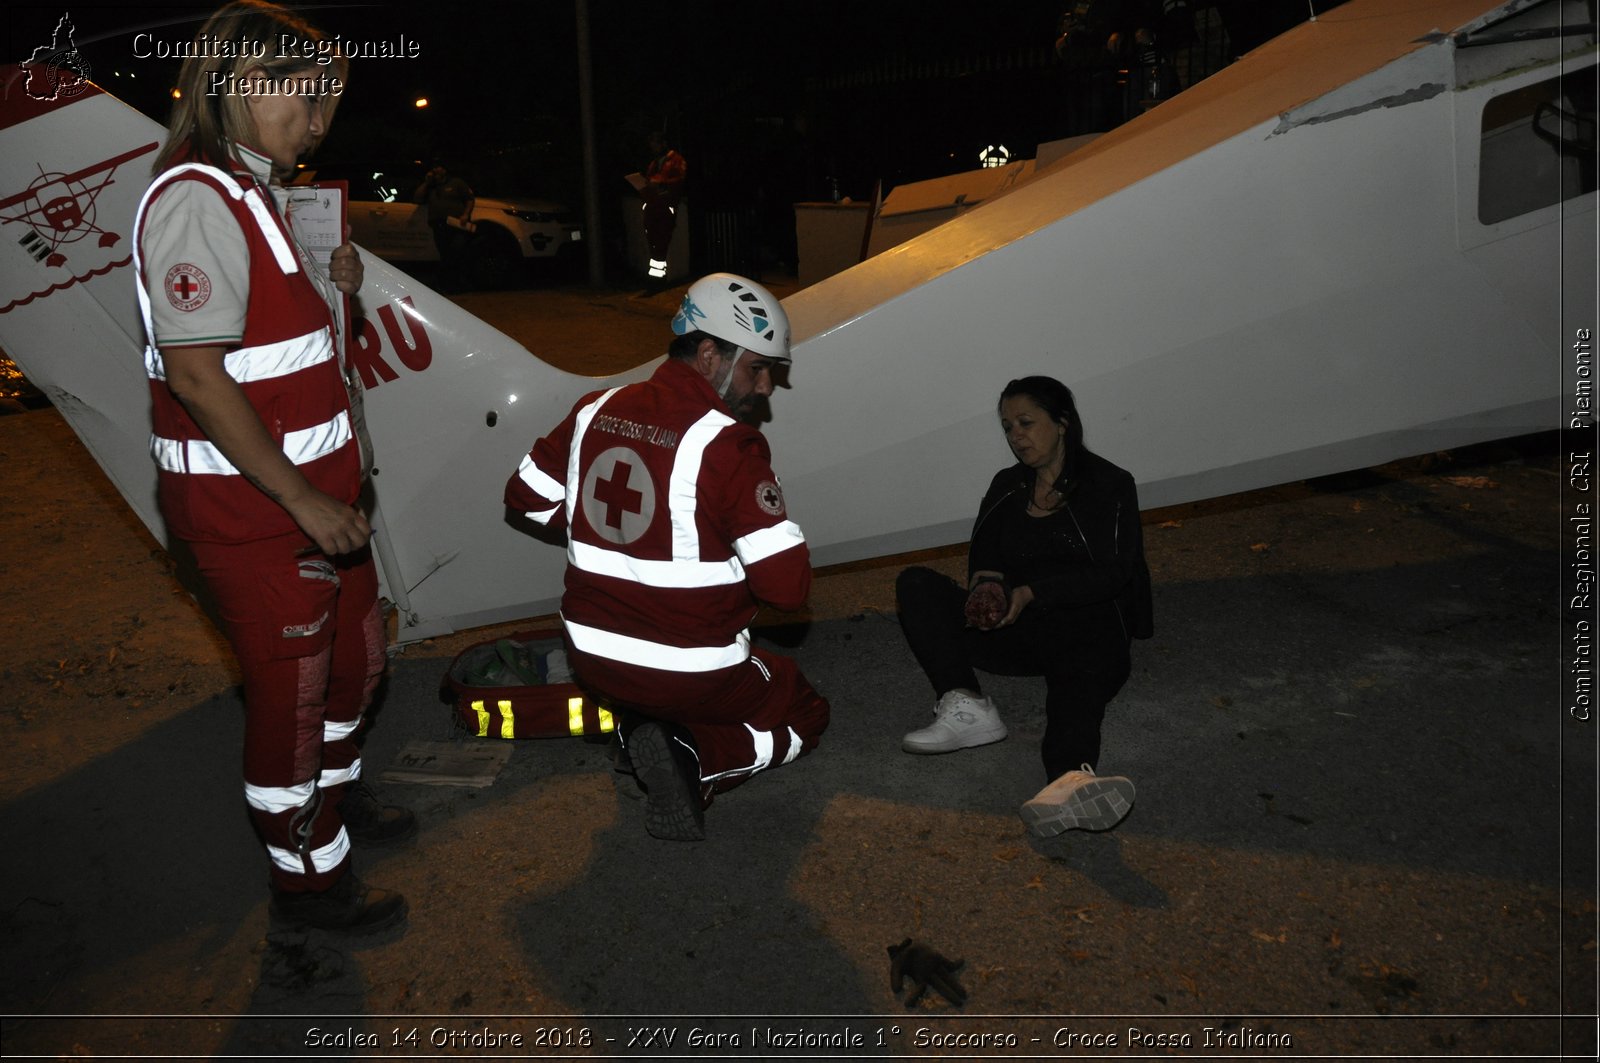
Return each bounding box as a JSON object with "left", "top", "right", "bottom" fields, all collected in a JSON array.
[
  {"left": 627, "top": 721, "right": 705, "bottom": 841},
  {"left": 610, "top": 735, "right": 644, "bottom": 801}
]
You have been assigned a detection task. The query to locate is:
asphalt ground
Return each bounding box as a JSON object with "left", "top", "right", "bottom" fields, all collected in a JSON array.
[{"left": 0, "top": 282, "right": 1595, "bottom": 1060}]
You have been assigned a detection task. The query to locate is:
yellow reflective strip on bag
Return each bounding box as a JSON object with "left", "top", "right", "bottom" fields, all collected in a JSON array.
[
  {"left": 498, "top": 699, "right": 515, "bottom": 740},
  {"left": 471, "top": 699, "right": 489, "bottom": 738},
  {"left": 568, "top": 696, "right": 585, "bottom": 735},
  {"left": 597, "top": 706, "right": 616, "bottom": 733}
]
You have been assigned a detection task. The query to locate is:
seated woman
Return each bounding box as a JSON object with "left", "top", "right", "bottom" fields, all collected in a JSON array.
[{"left": 895, "top": 375, "right": 1153, "bottom": 835}]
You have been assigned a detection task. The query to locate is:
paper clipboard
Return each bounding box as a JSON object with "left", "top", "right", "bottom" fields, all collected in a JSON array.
[
  {"left": 281, "top": 180, "right": 349, "bottom": 340},
  {"left": 280, "top": 180, "right": 374, "bottom": 477}
]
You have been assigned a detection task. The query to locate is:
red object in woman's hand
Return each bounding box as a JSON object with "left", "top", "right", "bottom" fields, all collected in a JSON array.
[{"left": 964, "top": 581, "right": 1007, "bottom": 629}]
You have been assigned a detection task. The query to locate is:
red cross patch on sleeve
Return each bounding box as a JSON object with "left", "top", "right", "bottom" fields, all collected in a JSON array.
[
  {"left": 164, "top": 263, "right": 211, "bottom": 311},
  {"left": 755, "top": 480, "right": 785, "bottom": 516}
]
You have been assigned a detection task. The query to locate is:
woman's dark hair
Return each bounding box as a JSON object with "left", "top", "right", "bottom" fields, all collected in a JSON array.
[{"left": 999, "top": 375, "right": 1085, "bottom": 458}]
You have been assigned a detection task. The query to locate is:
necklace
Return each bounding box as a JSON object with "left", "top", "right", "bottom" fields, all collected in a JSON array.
[{"left": 1027, "top": 478, "right": 1064, "bottom": 513}]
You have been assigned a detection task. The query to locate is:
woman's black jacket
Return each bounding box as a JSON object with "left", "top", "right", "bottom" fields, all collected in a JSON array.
[{"left": 967, "top": 449, "right": 1154, "bottom": 641}]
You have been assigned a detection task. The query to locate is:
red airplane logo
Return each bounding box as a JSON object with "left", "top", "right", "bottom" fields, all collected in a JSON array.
[{"left": 0, "top": 143, "right": 158, "bottom": 269}]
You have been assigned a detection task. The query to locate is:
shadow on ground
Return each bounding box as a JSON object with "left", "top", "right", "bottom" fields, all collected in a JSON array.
[{"left": 1, "top": 465, "right": 1593, "bottom": 1057}]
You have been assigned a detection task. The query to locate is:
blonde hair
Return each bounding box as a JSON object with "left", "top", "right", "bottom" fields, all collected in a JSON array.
[{"left": 154, "top": 0, "right": 348, "bottom": 174}]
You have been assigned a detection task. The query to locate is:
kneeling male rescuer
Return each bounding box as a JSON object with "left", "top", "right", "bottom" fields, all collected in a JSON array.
[{"left": 505, "top": 272, "right": 830, "bottom": 840}]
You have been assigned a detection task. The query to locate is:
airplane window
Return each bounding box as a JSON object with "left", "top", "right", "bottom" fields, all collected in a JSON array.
[{"left": 1478, "top": 65, "right": 1597, "bottom": 225}]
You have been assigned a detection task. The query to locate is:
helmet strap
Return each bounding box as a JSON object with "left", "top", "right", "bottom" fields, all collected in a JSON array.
[{"left": 715, "top": 346, "right": 746, "bottom": 400}]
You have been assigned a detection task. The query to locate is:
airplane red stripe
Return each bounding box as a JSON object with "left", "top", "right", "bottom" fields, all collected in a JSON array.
[{"left": 0, "top": 255, "right": 131, "bottom": 315}]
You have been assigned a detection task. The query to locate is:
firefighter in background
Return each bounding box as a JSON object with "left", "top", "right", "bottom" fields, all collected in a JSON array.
[
  {"left": 640, "top": 131, "right": 686, "bottom": 283},
  {"left": 505, "top": 273, "right": 830, "bottom": 841},
  {"left": 134, "top": 0, "right": 413, "bottom": 934}
]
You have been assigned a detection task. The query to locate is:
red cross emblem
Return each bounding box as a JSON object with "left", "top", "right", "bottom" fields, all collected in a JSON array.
[
  {"left": 164, "top": 263, "right": 211, "bottom": 311},
  {"left": 581, "top": 447, "right": 656, "bottom": 546},
  {"left": 594, "top": 461, "right": 643, "bottom": 529},
  {"left": 755, "top": 479, "right": 784, "bottom": 516}
]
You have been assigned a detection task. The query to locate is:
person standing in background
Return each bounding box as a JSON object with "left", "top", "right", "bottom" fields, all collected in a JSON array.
[
  {"left": 640, "top": 131, "right": 686, "bottom": 285},
  {"left": 415, "top": 158, "right": 475, "bottom": 291}
]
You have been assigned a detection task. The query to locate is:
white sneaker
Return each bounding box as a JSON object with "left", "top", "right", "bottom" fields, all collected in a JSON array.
[
  {"left": 1020, "top": 764, "right": 1135, "bottom": 836},
  {"left": 901, "top": 690, "right": 1007, "bottom": 754}
]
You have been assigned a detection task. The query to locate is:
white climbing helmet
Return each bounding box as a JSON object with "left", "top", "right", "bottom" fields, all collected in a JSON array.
[{"left": 671, "top": 273, "right": 791, "bottom": 361}]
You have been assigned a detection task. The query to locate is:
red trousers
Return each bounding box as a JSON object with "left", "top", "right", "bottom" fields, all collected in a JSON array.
[
  {"left": 191, "top": 532, "right": 385, "bottom": 892},
  {"left": 569, "top": 643, "right": 829, "bottom": 794}
]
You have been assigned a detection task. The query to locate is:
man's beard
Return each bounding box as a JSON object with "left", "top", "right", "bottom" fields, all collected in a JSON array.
[{"left": 729, "top": 393, "right": 769, "bottom": 426}]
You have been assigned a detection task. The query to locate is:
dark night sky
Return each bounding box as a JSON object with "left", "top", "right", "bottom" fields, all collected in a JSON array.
[
  {"left": 7, "top": 2, "right": 1319, "bottom": 271},
  {"left": 8, "top": 2, "right": 1073, "bottom": 199}
]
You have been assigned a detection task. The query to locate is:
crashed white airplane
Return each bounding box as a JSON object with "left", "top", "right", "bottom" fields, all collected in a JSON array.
[{"left": 0, "top": 0, "right": 1593, "bottom": 642}]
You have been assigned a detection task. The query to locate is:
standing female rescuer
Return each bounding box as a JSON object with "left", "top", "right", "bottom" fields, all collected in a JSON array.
[{"left": 133, "top": 0, "right": 413, "bottom": 935}]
